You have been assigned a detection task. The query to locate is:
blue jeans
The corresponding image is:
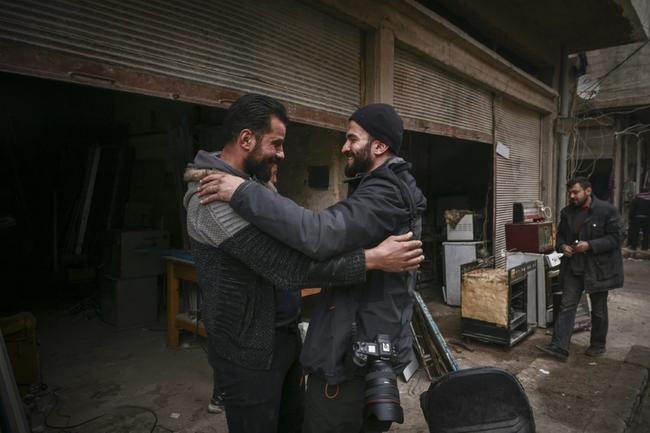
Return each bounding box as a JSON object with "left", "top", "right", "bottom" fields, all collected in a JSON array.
[{"left": 552, "top": 272, "right": 609, "bottom": 352}]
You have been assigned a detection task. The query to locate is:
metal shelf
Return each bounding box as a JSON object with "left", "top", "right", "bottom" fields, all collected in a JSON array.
[{"left": 510, "top": 311, "right": 527, "bottom": 329}]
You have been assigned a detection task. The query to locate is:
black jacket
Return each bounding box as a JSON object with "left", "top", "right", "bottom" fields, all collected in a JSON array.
[
  {"left": 556, "top": 196, "right": 625, "bottom": 292},
  {"left": 629, "top": 193, "right": 650, "bottom": 220},
  {"left": 230, "top": 157, "right": 427, "bottom": 383},
  {"left": 184, "top": 151, "right": 367, "bottom": 370}
]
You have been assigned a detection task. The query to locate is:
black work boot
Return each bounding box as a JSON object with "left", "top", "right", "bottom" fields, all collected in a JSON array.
[
  {"left": 536, "top": 344, "right": 569, "bottom": 361},
  {"left": 584, "top": 346, "right": 606, "bottom": 357}
]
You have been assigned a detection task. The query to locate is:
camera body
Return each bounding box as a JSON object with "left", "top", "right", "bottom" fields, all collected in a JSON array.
[
  {"left": 352, "top": 333, "right": 395, "bottom": 367},
  {"left": 352, "top": 333, "right": 404, "bottom": 432}
]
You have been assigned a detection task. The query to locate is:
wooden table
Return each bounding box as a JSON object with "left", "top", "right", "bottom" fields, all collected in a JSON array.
[{"left": 165, "top": 253, "right": 321, "bottom": 348}]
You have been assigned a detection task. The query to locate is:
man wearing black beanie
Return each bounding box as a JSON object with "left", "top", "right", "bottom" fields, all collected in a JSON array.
[
  {"left": 349, "top": 103, "right": 404, "bottom": 154},
  {"left": 198, "top": 102, "right": 427, "bottom": 433}
]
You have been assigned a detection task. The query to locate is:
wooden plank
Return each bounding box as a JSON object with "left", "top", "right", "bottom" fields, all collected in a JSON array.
[{"left": 172, "top": 261, "right": 197, "bottom": 282}]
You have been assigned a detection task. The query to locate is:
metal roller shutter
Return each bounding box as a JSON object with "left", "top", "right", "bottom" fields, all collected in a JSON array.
[
  {"left": 494, "top": 97, "right": 542, "bottom": 267},
  {"left": 0, "top": 0, "right": 361, "bottom": 117},
  {"left": 393, "top": 47, "right": 493, "bottom": 143}
]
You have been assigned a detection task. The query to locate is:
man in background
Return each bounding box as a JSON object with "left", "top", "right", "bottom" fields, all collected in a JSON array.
[
  {"left": 628, "top": 187, "right": 650, "bottom": 250},
  {"left": 537, "top": 176, "right": 624, "bottom": 361}
]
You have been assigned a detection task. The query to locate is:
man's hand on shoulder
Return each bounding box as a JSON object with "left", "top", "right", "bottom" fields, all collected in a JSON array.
[
  {"left": 365, "top": 232, "right": 424, "bottom": 272},
  {"left": 197, "top": 172, "right": 244, "bottom": 204}
]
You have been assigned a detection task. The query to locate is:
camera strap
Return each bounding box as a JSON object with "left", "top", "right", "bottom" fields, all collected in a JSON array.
[
  {"left": 385, "top": 163, "right": 421, "bottom": 329},
  {"left": 385, "top": 163, "right": 418, "bottom": 233}
]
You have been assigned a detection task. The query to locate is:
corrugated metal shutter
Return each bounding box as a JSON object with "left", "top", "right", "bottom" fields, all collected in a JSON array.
[
  {"left": 0, "top": 0, "right": 361, "bottom": 116},
  {"left": 393, "top": 48, "right": 493, "bottom": 142},
  {"left": 494, "top": 97, "right": 542, "bottom": 267}
]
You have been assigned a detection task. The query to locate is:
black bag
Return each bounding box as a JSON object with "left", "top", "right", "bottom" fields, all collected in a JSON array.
[{"left": 420, "top": 367, "right": 535, "bottom": 433}]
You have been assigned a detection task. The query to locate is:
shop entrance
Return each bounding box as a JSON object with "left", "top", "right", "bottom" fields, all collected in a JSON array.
[{"left": 399, "top": 130, "right": 493, "bottom": 298}]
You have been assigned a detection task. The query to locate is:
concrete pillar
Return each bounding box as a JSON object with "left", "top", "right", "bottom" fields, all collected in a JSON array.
[{"left": 364, "top": 26, "right": 394, "bottom": 104}]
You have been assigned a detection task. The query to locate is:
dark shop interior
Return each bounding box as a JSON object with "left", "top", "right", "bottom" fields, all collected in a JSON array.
[{"left": 1, "top": 71, "right": 492, "bottom": 431}]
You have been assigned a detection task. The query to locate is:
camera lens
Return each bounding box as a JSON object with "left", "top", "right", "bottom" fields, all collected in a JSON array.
[{"left": 363, "top": 360, "right": 404, "bottom": 432}]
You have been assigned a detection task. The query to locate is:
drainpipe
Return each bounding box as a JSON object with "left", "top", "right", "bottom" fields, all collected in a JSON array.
[
  {"left": 614, "top": 129, "right": 622, "bottom": 210},
  {"left": 556, "top": 46, "right": 570, "bottom": 220}
]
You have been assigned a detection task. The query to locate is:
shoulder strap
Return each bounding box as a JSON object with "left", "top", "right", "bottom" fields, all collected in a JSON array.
[{"left": 385, "top": 165, "right": 419, "bottom": 232}]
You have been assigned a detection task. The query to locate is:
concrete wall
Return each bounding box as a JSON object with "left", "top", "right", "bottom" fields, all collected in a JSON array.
[
  {"left": 632, "top": 0, "right": 650, "bottom": 37},
  {"left": 277, "top": 125, "right": 347, "bottom": 211},
  {"left": 583, "top": 42, "right": 650, "bottom": 110}
]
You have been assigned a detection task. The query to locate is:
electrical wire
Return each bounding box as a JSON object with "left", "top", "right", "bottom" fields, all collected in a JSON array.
[
  {"left": 45, "top": 393, "right": 105, "bottom": 430},
  {"left": 582, "top": 41, "right": 649, "bottom": 93},
  {"left": 45, "top": 392, "right": 173, "bottom": 433},
  {"left": 568, "top": 96, "right": 650, "bottom": 181}
]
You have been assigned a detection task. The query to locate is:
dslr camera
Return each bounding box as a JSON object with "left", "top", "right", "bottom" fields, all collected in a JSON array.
[{"left": 352, "top": 333, "right": 404, "bottom": 432}]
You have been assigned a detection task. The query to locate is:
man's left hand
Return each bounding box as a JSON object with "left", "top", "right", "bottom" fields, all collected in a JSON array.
[
  {"left": 365, "top": 232, "right": 424, "bottom": 272},
  {"left": 197, "top": 172, "right": 245, "bottom": 204},
  {"left": 574, "top": 241, "right": 590, "bottom": 253}
]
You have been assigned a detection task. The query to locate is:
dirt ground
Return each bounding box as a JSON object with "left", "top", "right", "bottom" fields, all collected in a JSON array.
[{"left": 32, "top": 258, "right": 649, "bottom": 432}]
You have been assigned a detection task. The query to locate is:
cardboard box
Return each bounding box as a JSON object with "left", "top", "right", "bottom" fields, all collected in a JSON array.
[
  {"left": 108, "top": 230, "right": 169, "bottom": 278},
  {"left": 101, "top": 276, "right": 159, "bottom": 328}
]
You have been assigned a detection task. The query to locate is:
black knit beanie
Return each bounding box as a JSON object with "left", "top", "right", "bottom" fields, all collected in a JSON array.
[{"left": 349, "top": 103, "right": 403, "bottom": 154}]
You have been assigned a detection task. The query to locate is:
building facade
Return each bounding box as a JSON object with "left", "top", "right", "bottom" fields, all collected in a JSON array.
[{"left": 1, "top": 0, "right": 647, "bottom": 270}]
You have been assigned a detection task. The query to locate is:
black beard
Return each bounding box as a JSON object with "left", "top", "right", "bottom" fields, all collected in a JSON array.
[
  {"left": 571, "top": 195, "right": 588, "bottom": 207},
  {"left": 244, "top": 138, "right": 275, "bottom": 183},
  {"left": 344, "top": 138, "right": 373, "bottom": 177},
  {"left": 245, "top": 155, "right": 274, "bottom": 183}
]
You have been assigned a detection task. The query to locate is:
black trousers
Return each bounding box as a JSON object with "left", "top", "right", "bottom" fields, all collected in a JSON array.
[
  {"left": 304, "top": 375, "right": 365, "bottom": 433},
  {"left": 628, "top": 216, "right": 650, "bottom": 250},
  {"left": 552, "top": 272, "right": 609, "bottom": 352},
  {"left": 212, "top": 325, "right": 304, "bottom": 433}
]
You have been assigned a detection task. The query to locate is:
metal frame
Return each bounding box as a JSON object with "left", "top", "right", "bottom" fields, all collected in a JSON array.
[{"left": 411, "top": 291, "right": 459, "bottom": 380}]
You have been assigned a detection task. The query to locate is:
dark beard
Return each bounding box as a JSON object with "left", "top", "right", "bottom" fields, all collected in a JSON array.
[
  {"left": 244, "top": 137, "right": 275, "bottom": 183},
  {"left": 344, "top": 138, "right": 373, "bottom": 177},
  {"left": 571, "top": 195, "right": 588, "bottom": 207}
]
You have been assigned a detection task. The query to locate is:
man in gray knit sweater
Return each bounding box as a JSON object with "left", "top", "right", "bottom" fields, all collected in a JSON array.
[{"left": 184, "top": 94, "right": 423, "bottom": 433}]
